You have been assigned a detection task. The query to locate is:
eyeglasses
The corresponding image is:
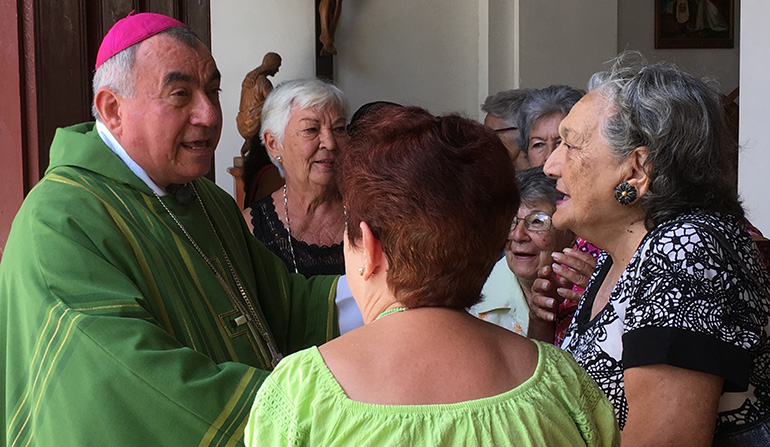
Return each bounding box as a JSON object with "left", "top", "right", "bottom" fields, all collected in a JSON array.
[
  {"left": 511, "top": 212, "right": 553, "bottom": 232},
  {"left": 493, "top": 126, "right": 517, "bottom": 133}
]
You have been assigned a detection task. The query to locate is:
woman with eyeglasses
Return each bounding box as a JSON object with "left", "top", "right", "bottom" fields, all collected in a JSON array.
[{"left": 471, "top": 167, "right": 596, "bottom": 340}]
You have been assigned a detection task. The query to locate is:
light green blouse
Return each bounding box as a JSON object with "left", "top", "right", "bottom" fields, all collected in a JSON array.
[
  {"left": 245, "top": 341, "right": 620, "bottom": 446},
  {"left": 470, "top": 256, "right": 530, "bottom": 336}
]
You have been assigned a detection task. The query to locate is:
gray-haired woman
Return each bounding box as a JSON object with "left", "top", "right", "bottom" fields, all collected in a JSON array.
[
  {"left": 244, "top": 78, "right": 349, "bottom": 277},
  {"left": 471, "top": 167, "right": 596, "bottom": 339},
  {"left": 517, "top": 85, "right": 584, "bottom": 168},
  {"left": 532, "top": 51, "right": 770, "bottom": 446}
]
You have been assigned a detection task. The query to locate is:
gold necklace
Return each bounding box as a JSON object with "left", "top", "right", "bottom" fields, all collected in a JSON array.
[{"left": 155, "top": 183, "right": 283, "bottom": 368}]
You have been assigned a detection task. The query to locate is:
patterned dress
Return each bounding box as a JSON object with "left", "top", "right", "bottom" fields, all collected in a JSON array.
[
  {"left": 563, "top": 212, "right": 770, "bottom": 433},
  {"left": 555, "top": 238, "right": 604, "bottom": 346}
]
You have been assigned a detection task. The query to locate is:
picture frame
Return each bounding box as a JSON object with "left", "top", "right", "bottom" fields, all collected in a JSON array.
[{"left": 655, "top": 0, "right": 734, "bottom": 49}]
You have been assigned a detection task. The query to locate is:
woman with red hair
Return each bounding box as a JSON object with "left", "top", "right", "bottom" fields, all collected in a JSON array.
[{"left": 245, "top": 107, "right": 619, "bottom": 446}]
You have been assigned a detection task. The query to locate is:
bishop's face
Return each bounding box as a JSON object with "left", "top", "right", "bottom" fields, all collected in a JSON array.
[{"left": 115, "top": 34, "right": 223, "bottom": 187}]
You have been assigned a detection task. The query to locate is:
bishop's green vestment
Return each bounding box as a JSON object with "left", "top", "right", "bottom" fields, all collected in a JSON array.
[{"left": 1, "top": 123, "right": 339, "bottom": 446}]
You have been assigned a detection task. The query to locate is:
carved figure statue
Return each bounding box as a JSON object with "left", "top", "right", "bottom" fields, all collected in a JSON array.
[
  {"left": 319, "top": 0, "right": 342, "bottom": 56},
  {"left": 236, "top": 52, "right": 282, "bottom": 157}
]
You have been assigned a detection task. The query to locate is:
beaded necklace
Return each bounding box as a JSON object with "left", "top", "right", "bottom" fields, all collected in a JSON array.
[{"left": 375, "top": 306, "right": 409, "bottom": 321}]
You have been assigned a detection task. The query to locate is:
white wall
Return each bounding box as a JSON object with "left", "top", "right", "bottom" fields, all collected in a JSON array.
[
  {"left": 486, "top": 0, "right": 518, "bottom": 112},
  {"left": 335, "top": 0, "right": 484, "bottom": 118},
  {"left": 210, "top": 0, "right": 620, "bottom": 196},
  {"left": 211, "top": 1, "right": 767, "bottom": 233},
  {"left": 739, "top": 1, "right": 770, "bottom": 232},
  {"left": 518, "top": 0, "right": 618, "bottom": 91},
  {"left": 618, "top": 0, "right": 740, "bottom": 94},
  {"left": 212, "top": 0, "right": 489, "bottom": 196},
  {"left": 211, "top": 0, "right": 316, "bottom": 197}
]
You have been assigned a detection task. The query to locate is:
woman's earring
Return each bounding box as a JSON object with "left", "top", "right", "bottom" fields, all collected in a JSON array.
[
  {"left": 614, "top": 182, "right": 638, "bottom": 205},
  {"left": 357, "top": 267, "right": 364, "bottom": 276},
  {"left": 276, "top": 155, "right": 283, "bottom": 163}
]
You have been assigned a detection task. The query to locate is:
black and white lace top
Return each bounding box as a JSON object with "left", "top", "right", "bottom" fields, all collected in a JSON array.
[
  {"left": 563, "top": 212, "right": 770, "bottom": 432},
  {"left": 249, "top": 196, "right": 344, "bottom": 278}
]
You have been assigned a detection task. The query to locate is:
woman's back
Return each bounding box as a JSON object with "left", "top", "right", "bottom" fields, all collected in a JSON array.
[
  {"left": 320, "top": 308, "right": 537, "bottom": 404},
  {"left": 244, "top": 107, "right": 620, "bottom": 446},
  {"left": 246, "top": 310, "right": 620, "bottom": 446}
]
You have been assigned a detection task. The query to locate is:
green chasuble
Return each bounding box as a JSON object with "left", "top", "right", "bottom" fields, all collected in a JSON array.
[{"left": 1, "top": 123, "right": 339, "bottom": 447}]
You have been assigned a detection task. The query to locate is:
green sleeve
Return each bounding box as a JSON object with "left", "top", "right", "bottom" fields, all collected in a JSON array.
[{"left": 196, "top": 179, "right": 340, "bottom": 355}]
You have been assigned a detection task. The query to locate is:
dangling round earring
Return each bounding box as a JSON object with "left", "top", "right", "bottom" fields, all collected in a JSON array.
[{"left": 614, "top": 182, "right": 638, "bottom": 205}]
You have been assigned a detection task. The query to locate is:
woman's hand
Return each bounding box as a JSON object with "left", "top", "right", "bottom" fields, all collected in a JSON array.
[
  {"left": 525, "top": 265, "right": 562, "bottom": 343},
  {"left": 550, "top": 247, "right": 598, "bottom": 301}
]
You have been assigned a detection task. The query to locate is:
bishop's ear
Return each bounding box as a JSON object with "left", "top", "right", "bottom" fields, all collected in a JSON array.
[{"left": 93, "top": 87, "right": 123, "bottom": 136}]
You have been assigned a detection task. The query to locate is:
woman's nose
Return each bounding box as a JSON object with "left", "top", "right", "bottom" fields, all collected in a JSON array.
[
  {"left": 510, "top": 219, "right": 529, "bottom": 241},
  {"left": 319, "top": 127, "right": 337, "bottom": 151},
  {"left": 544, "top": 144, "right": 564, "bottom": 179}
]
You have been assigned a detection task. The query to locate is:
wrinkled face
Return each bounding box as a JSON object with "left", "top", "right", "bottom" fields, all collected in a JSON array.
[
  {"left": 505, "top": 201, "right": 574, "bottom": 283},
  {"left": 117, "top": 34, "right": 222, "bottom": 187},
  {"left": 278, "top": 104, "right": 348, "bottom": 187},
  {"left": 527, "top": 113, "right": 565, "bottom": 168},
  {"left": 543, "top": 91, "right": 625, "bottom": 237},
  {"left": 484, "top": 113, "right": 522, "bottom": 165}
]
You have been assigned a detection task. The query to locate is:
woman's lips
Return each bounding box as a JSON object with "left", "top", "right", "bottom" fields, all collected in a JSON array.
[{"left": 511, "top": 250, "right": 536, "bottom": 260}]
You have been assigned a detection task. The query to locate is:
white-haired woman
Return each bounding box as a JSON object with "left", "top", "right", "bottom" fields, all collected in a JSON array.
[{"left": 243, "top": 78, "right": 348, "bottom": 277}]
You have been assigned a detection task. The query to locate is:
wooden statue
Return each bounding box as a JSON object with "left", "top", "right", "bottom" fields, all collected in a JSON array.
[
  {"left": 236, "top": 52, "right": 282, "bottom": 157},
  {"left": 319, "top": 0, "right": 342, "bottom": 56}
]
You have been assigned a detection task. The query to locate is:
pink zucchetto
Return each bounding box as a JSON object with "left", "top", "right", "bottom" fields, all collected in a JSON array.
[{"left": 95, "top": 11, "right": 186, "bottom": 70}]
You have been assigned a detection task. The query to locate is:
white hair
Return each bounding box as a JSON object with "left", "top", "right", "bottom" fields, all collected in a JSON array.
[
  {"left": 91, "top": 46, "right": 138, "bottom": 121},
  {"left": 260, "top": 78, "right": 348, "bottom": 177}
]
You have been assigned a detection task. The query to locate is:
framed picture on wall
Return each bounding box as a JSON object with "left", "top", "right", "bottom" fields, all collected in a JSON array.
[{"left": 655, "top": 0, "right": 734, "bottom": 49}]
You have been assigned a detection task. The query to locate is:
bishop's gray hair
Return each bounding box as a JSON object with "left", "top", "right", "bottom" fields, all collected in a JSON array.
[{"left": 91, "top": 26, "right": 200, "bottom": 121}]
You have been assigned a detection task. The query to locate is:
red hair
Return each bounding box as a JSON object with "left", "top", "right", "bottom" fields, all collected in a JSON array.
[{"left": 337, "top": 106, "right": 519, "bottom": 308}]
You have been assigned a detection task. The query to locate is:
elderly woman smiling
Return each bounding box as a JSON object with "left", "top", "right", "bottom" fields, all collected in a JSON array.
[
  {"left": 532, "top": 52, "right": 770, "bottom": 446},
  {"left": 471, "top": 167, "right": 596, "bottom": 339},
  {"left": 245, "top": 107, "right": 619, "bottom": 446},
  {"left": 244, "top": 78, "right": 348, "bottom": 277}
]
